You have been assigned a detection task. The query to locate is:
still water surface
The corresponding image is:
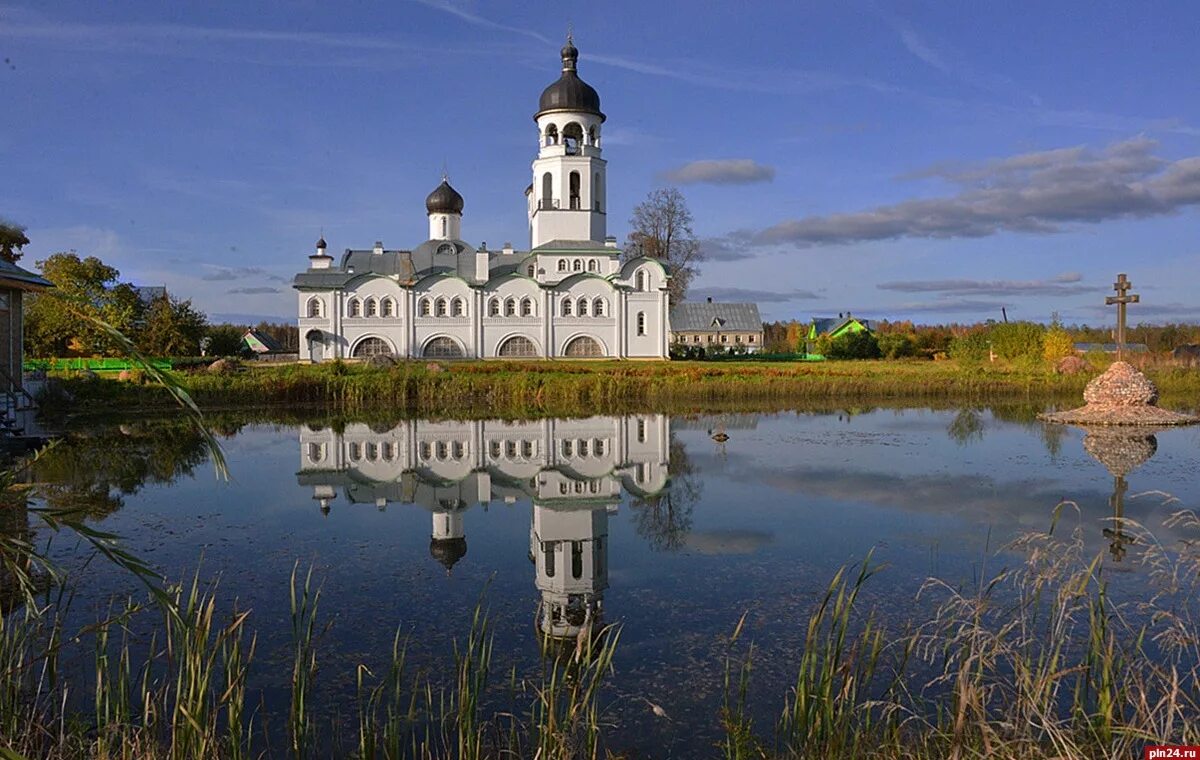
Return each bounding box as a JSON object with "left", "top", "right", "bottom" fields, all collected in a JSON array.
[{"left": 30, "top": 407, "right": 1200, "bottom": 754}]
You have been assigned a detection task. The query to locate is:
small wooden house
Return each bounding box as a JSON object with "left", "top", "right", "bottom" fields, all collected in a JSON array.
[{"left": 0, "top": 259, "right": 53, "bottom": 435}]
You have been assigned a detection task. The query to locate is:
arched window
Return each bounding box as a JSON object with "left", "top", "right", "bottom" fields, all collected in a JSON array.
[
  {"left": 348, "top": 442, "right": 362, "bottom": 461},
  {"left": 435, "top": 298, "right": 448, "bottom": 317},
  {"left": 306, "top": 297, "right": 323, "bottom": 318},
  {"left": 563, "top": 122, "right": 583, "bottom": 154},
  {"left": 562, "top": 440, "right": 573, "bottom": 457},
  {"left": 352, "top": 337, "right": 391, "bottom": 358},
  {"left": 593, "top": 297, "right": 605, "bottom": 317},
  {"left": 527, "top": 265, "right": 535, "bottom": 277},
  {"left": 381, "top": 298, "right": 395, "bottom": 317},
  {"left": 541, "top": 172, "right": 553, "bottom": 209},
  {"left": 594, "top": 173, "right": 602, "bottom": 211},
  {"left": 419, "top": 298, "right": 432, "bottom": 317},
  {"left": 569, "top": 171, "right": 581, "bottom": 209},
  {"left": 564, "top": 336, "right": 603, "bottom": 357},
  {"left": 419, "top": 442, "right": 432, "bottom": 461},
  {"left": 451, "top": 298, "right": 465, "bottom": 317},
  {"left": 572, "top": 259, "right": 582, "bottom": 272},
  {"left": 636, "top": 270, "right": 647, "bottom": 291},
  {"left": 562, "top": 299, "right": 573, "bottom": 317},
  {"left": 520, "top": 298, "right": 534, "bottom": 317},
  {"left": 308, "top": 442, "right": 325, "bottom": 462},
  {"left": 557, "top": 260, "right": 567, "bottom": 272},
  {"left": 577, "top": 298, "right": 589, "bottom": 317},
  {"left": 488, "top": 298, "right": 501, "bottom": 317},
  {"left": 637, "top": 311, "right": 646, "bottom": 336},
  {"left": 545, "top": 123, "right": 558, "bottom": 146},
  {"left": 522, "top": 440, "right": 535, "bottom": 457},
  {"left": 364, "top": 298, "right": 377, "bottom": 317},
  {"left": 441, "top": 217, "right": 447, "bottom": 237},
  {"left": 588, "top": 125, "right": 597, "bottom": 145},
  {"left": 587, "top": 259, "right": 597, "bottom": 272},
  {"left": 489, "top": 440, "right": 501, "bottom": 459},
  {"left": 497, "top": 335, "right": 537, "bottom": 357},
  {"left": 505, "top": 298, "right": 517, "bottom": 317},
  {"left": 423, "top": 336, "right": 464, "bottom": 358}
]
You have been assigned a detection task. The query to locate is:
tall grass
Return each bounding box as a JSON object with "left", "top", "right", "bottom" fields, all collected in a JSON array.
[
  {"left": 4, "top": 505, "right": 1200, "bottom": 758},
  {"left": 54, "top": 358, "right": 1200, "bottom": 419}
]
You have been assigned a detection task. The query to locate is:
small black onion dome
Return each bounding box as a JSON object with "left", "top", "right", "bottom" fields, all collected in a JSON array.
[
  {"left": 536, "top": 36, "right": 604, "bottom": 121},
  {"left": 425, "top": 179, "right": 464, "bottom": 215},
  {"left": 430, "top": 536, "right": 467, "bottom": 573},
  {"left": 316, "top": 236, "right": 327, "bottom": 249}
]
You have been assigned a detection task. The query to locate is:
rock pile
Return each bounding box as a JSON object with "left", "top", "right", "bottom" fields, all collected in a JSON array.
[
  {"left": 1040, "top": 361, "right": 1198, "bottom": 426},
  {"left": 1081, "top": 427, "right": 1158, "bottom": 477}
]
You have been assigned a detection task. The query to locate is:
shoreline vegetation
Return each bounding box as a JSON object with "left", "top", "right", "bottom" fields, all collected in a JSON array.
[
  {"left": 44, "top": 358, "right": 1200, "bottom": 419},
  {"left": 3, "top": 512, "right": 1199, "bottom": 758}
]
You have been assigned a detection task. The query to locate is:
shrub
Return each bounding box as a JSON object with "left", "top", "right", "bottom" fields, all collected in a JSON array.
[
  {"left": 827, "top": 331, "right": 881, "bottom": 360},
  {"left": 877, "top": 333, "right": 916, "bottom": 360}
]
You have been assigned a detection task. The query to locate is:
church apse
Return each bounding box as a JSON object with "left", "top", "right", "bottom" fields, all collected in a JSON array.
[{"left": 296, "top": 415, "right": 671, "bottom": 637}]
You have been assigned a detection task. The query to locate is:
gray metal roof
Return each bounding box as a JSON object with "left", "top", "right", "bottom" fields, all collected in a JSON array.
[
  {"left": 670, "top": 302, "right": 763, "bottom": 332},
  {"left": 294, "top": 240, "right": 538, "bottom": 290},
  {"left": 0, "top": 259, "right": 53, "bottom": 290},
  {"left": 532, "top": 239, "right": 615, "bottom": 252}
]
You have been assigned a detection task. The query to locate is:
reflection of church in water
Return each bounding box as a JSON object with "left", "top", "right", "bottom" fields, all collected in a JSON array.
[{"left": 297, "top": 416, "right": 670, "bottom": 638}]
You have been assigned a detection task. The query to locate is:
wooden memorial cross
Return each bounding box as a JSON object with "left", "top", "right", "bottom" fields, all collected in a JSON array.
[{"left": 1105, "top": 273, "right": 1139, "bottom": 360}]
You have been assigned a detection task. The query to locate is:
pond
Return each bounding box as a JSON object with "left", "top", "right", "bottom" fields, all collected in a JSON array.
[{"left": 15, "top": 406, "right": 1200, "bottom": 755}]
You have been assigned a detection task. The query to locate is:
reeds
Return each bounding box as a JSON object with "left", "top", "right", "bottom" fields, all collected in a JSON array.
[
  {"left": 4, "top": 505, "right": 1200, "bottom": 758},
  {"left": 57, "top": 357, "right": 1200, "bottom": 420}
]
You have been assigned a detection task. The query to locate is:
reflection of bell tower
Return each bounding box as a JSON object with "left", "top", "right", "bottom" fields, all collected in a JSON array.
[
  {"left": 530, "top": 501, "right": 609, "bottom": 639},
  {"left": 430, "top": 499, "right": 468, "bottom": 574},
  {"left": 1081, "top": 428, "right": 1159, "bottom": 563}
]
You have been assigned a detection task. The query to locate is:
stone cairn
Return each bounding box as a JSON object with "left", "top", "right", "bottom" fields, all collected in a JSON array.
[{"left": 1039, "top": 361, "right": 1199, "bottom": 426}]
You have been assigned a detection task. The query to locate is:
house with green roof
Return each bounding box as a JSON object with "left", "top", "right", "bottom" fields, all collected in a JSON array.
[{"left": 805, "top": 313, "right": 872, "bottom": 355}]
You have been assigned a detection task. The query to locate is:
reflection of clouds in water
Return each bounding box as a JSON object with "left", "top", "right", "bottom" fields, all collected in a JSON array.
[{"left": 683, "top": 529, "right": 773, "bottom": 555}]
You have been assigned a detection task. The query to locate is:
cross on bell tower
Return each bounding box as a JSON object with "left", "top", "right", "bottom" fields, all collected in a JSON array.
[{"left": 1105, "top": 273, "right": 1139, "bottom": 360}]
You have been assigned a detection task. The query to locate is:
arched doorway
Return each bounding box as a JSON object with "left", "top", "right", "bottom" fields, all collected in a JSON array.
[
  {"left": 352, "top": 337, "right": 392, "bottom": 358},
  {"left": 423, "top": 336, "right": 465, "bottom": 358},
  {"left": 305, "top": 329, "right": 324, "bottom": 363},
  {"left": 497, "top": 336, "right": 538, "bottom": 358},
  {"left": 563, "top": 336, "right": 604, "bottom": 358}
]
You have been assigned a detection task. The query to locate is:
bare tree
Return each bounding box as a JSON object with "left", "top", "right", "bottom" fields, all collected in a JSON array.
[{"left": 624, "top": 188, "right": 702, "bottom": 304}]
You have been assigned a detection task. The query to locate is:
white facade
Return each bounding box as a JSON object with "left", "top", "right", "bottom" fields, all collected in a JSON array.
[
  {"left": 297, "top": 414, "right": 671, "bottom": 638},
  {"left": 294, "top": 38, "right": 669, "bottom": 361}
]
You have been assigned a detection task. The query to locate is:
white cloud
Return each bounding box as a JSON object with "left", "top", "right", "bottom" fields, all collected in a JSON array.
[{"left": 661, "top": 159, "right": 775, "bottom": 186}]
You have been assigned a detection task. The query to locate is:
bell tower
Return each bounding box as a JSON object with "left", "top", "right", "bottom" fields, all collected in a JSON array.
[{"left": 529, "top": 34, "right": 607, "bottom": 247}]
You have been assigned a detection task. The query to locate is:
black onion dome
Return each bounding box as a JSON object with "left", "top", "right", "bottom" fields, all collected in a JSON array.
[
  {"left": 430, "top": 537, "right": 467, "bottom": 573},
  {"left": 425, "top": 179, "right": 464, "bottom": 215},
  {"left": 536, "top": 36, "right": 604, "bottom": 121},
  {"left": 316, "top": 236, "right": 327, "bottom": 249}
]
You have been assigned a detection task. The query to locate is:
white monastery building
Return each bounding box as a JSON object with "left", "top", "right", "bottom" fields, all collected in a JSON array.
[{"left": 294, "top": 36, "right": 670, "bottom": 361}]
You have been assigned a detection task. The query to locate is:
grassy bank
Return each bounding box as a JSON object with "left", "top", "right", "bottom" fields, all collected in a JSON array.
[
  {"left": 4, "top": 509, "right": 1199, "bottom": 758},
  {"left": 48, "top": 358, "right": 1200, "bottom": 418}
]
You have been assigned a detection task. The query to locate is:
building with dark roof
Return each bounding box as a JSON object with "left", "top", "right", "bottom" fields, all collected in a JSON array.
[
  {"left": 0, "top": 259, "right": 52, "bottom": 436},
  {"left": 293, "top": 36, "right": 669, "bottom": 361},
  {"left": 669, "top": 299, "right": 764, "bottom": 352}
]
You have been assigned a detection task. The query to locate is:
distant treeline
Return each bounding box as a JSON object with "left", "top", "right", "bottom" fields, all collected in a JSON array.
[{"left": 762, "top": 319, "right": 1200, "bottom": 357}]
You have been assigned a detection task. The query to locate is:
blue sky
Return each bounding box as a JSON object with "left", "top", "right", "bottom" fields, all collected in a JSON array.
[{"left": 2, "top": 1, "right": 1198, "bottom": 325}]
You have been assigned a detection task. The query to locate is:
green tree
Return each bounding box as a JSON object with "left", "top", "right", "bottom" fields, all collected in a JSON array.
[
  {"left": 623, "top": 187, "right": 703, "bottom": 305},
  {"left": 827, "top": 331, "right": 881, "bottom": 360},
  {"left": 0, "top": 220, "right": 30, "bottom": 264},
  {"left": 205, "top": 324, "right": 248, "bottom": 357},
  {"left": 25, "top": 253, "right": 147, "bottom": 356},
  {"left": 140, "top": 295, "right": 208, "bottom": 356}
]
